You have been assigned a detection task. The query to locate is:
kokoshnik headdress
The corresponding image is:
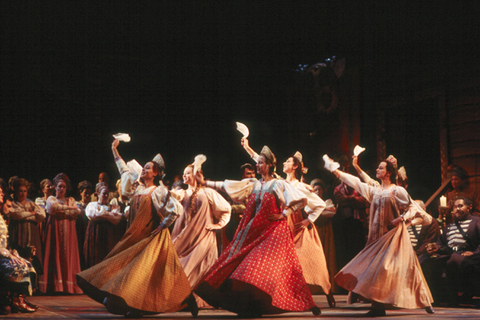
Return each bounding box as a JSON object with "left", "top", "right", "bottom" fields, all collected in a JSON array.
[{"left": 293, "top": 151, "right": 308, "bottom": 174}]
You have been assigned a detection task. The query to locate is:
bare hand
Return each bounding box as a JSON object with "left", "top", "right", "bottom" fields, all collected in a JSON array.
[
  {"left": 388, "top": 217, "right": 403, "bottom": 229},
  {"left": 268, "top": 213, "right": 284, "bottom": 221},
  {"left": 10, "top": 254, "right": 28, "bottom": 268},
  {"left": 426, "top": 246, "right": 438, "bottom": 255},
  {"left": 241, "top": 137, "right": 249, "bottom": 149},
  {"left": 206, "top": 224, "right": 222, "bottom": 230},
  {"left": 462, "top": 251, "right": 474, "bottom": 257},
  {"left": 150, "top": 224, "right": 165, "bottom": 236},
  {"left": 295, "top": 219, "right": 310, "bottom": 230},
  {"left": 352, "top": 155, "right": 358, "bottom": 167}
]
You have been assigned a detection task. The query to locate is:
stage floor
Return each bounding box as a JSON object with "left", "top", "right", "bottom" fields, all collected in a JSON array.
[{"left": 3, "top": 294, "right": 480, "bottom": 319}]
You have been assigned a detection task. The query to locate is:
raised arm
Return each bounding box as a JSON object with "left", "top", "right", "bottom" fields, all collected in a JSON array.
[
  {"left": 241, "top": 137, "right": 259, "bottom": 162},
  {"left": 353, "top": 155, "right": 379, "bottom": 187}
]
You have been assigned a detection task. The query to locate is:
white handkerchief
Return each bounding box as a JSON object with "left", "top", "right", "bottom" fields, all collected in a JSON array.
[
  {"left": 236, "top": 122, "right": 249, "bottom": 138},
  {"left": 113, "top": 133, "right": 131, "bottom": 142},
  {"left": 323, "top": 154, "right": 340, "bottom": 172},
  {"left": 353, "top": 145, "right": 366, "bottom": 156}
]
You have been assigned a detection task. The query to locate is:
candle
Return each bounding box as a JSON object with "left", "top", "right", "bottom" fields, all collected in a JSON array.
[{"left": 440, "top": 196, "right": 447, "bottom": 207}]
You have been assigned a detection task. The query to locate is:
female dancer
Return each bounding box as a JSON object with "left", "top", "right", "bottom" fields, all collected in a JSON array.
[
  {"left": 40, "top": 173, "right": 82, "bottom": 294},
  {"left": 196, "top": 146, "right": 320, "bottom": 317},
  {"left": 76, "top": 139, "right": 196, "bottom": 318},
  {"left": 171, "top": 155, "right": 231, "bottom": 308},
  {"left": 242, "top": 138, "right": 335, "bottom": 307},
  {"left": 324, "top": 155, "right": 434, "bottom": 316}
]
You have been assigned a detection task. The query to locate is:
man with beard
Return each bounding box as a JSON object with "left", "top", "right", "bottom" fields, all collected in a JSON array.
[{"left": 421, "top": 197, "right": 480, "bottom": 306}]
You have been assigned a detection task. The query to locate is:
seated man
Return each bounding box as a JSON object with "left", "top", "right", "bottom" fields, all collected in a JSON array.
[
  {"left": 420, "top": 197, "right": 480, "bottom": 306},
  {"left": 408, "top": 200, "right": 440, "bottom": 256}
]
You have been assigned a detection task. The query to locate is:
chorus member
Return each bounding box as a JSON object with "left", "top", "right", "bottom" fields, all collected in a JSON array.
[
  {"left": 76, "top": 181, "right": 92, "bottom": 270},
  {"left": 440, "top": 165, "right": 480, "bottom": 226},
  {"left": 35, "top": 179, "right": 54, "bottom": 244},
  {"left": 40, "top": 173, "right": 82, "bottom": 294},
  {"left": 9, "top": 178, "right": 45, "bottom": 267},
  {"left": 0, "top": 188, "right": 38, "bottom": 314},
  {"left": 83, "top": 182, "right": 125, "bottom": 267},
  {"left": 196, "top": 146, "right": 320, "bottom": 317},
  {"left": 76, "top": 139, "right": 196, "bottom": 318},
  {"left": 421, "top": 197, "right": 480, "bottom": 306},
  {"left": 325, "top": 155, "right": 434, "bottom": 316},
  {"left": 171, "top": 156, "right": 231, "bottom": 308}
]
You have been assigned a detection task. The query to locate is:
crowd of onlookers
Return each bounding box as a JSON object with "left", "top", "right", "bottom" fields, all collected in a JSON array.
[{"left": 1, "top": 160, "right": 479, "bottom": 315}]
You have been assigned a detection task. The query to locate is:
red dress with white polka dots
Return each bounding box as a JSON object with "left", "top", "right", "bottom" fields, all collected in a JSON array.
[{"left": 196, "top": 180, "right": 316, "bottom": 314}]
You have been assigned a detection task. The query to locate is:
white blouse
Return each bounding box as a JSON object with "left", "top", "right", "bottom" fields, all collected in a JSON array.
[
  {"left": 288, "top": 179, "right": 326, "bottom": 223},
  {"left": 115, "top": 157, "right": 182, "bottom": 227},
  {"left": 171, "top": 187, "right": 231, "bottom": 228},
  {"left": 207, "top": 178, "right": 307, "bottom": 216},
  {"left": 338, "top": 171, "right": 432, "bottom": 225}
]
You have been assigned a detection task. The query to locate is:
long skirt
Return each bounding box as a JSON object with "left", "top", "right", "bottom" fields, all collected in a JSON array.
[{"left": 335, "top": 223, "right": 433, "bottom": 308}]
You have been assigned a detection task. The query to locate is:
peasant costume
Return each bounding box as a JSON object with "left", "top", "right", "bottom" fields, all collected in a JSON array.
[
  {"left": 76, "top": 156, "right": 191, "bottom": 315},
  {"left": 40, "top": 196, "right": 82, "bottom": 294},
  {"left": 334, "top": 171, "right": 434, "bottom": 309},
  {"left": 8, "top": 199, "right": 45, "bottom": 266},
  {"left": 82, "top": 201, "right": 125, "bottom": 268},
  {"left": 287, "top": 179, "right": 332, "bottom": 295},
  {"left": 171, "top": 186, "right": 231, "bottom": 308},
  {"left": 196, "top": 178, "right": 317, "bottom": 315},
  {"left": 1, "top": 214, "right": 36, "bottom": 302}
]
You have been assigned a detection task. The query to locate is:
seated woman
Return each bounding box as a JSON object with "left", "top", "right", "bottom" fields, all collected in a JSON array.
[{"left": 1, "top": 187, "right": 37, "bottom": 315}]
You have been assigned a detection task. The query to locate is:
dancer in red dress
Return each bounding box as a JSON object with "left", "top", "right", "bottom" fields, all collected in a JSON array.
[{"left": 196, "top": 146, "right": 320, "bottom": 317}]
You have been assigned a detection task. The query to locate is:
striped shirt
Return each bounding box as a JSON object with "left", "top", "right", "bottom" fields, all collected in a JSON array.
[
  {"left": 446, "top": 219, "right": 473, "bottom": 250},
  {"left": 407, "top": 225, "right": 423, "bottom": 248}
]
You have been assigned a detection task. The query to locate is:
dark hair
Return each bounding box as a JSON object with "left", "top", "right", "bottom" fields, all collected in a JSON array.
[
  {"left": 240, "top": 163, "right": 255, "bottom": 177},
  {"left": 53, "top": 173, "right": 72, "bottom": 190},
  {"left": 40, "top": 179, "right": 52, "bottom": 190},
  {"left": 78, "top": 180, "right": 93, "bottom": 193},
  {"left": 291, "top": 157, "right": 304, "bottom": 180},
  {"left": 12, "top": 178, "right": 30, "bottom": 193},
  {"left": 259, "top": 153, "right": 276, "bottom": 175},
  {"left": 381, "top": 160, "right": 397, "bottom": 183},
  {"left": 140, "top": 161, "right": 165, "bottom": 185},
  {"left": 455, "top": 197, "right": 473, "bottom": 212}
]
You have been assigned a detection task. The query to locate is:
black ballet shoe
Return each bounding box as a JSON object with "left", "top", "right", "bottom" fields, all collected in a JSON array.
[
  {"left": 326, "top": 292, "right": 336, "bottom": 308},
  {"left": 311, "top": 306, "right": 321, "bottom": 316},
  {"left": 364, "top": 308, "right": 386, "bottom": 317},
  {"left": 186, "top": 295, "right": 199, "bottom": 318},
  {"left": 125, "top": 310, "right": 143, "bottom": 318},
  {"left": 425, "top": 306, "right": 435, "bottom": 314}
]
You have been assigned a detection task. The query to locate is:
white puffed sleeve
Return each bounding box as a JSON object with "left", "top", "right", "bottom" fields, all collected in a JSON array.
[
  {"left": 85, "top": 202, "right": 107, "bottom": 220},
  {"left": 250, "top": 152, "right": 260, "bottom": 163},
  {"left": 338, "top": 171, "right": 376, "bottom": 203},
  {"left": 115, "top": 157, "right": 139, "bottom": 200},
  {"left": 273, "top": 180, "right": 308, "bottom": 216},
  {"left": 204, "top": 188, "right": 231, "bottom": 228},
  {"left": 151, "top": 184, "right": 183, "bottom": 228},
  {"left": 394, "top": 188, "right": 432, "bottom": 225},
  {"left": 293, "top": 182, "right": 326, "bottom": 223},
  {"left": 358, "top": 170, "right": 380, "bottom": 187},
  {"left": 206, "top": 179, "right": 257, "bottom": 203}
]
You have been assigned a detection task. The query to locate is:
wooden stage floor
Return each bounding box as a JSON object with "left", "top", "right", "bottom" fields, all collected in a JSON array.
[{"left": 2, "top": 294, "right": 480, "bottom": 319}]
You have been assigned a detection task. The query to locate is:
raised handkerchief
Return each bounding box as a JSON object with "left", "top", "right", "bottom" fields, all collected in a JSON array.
[
  {"left": 323, "top": 154, "right": 340, "bottom": 172},
  {"left": 236, "top": 122, "right": 249, "bottom": 138},
  {"left": 113, "top": 133, "right": 131, "bottom": 142},
  {"left": 353, "top": 145, "right": 366, "bottom": 156}
]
